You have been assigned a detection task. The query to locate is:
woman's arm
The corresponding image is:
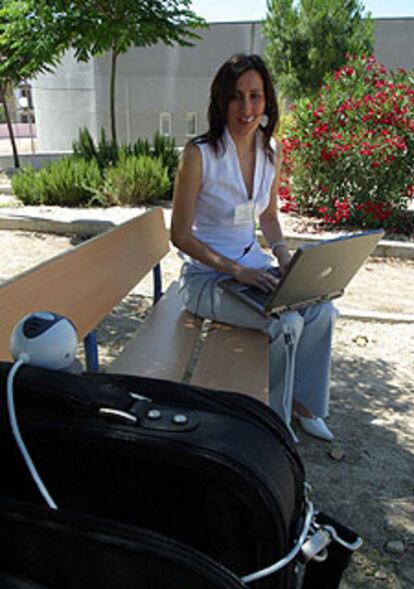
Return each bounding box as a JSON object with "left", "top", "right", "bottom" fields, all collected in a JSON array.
[
  {"left": 171, "top": 144, "right": 278, "bottom": 291},
  {"left": 171, "top": 143, "right": 238, "bottom": 274},
  {"left": 259, "top": 143, "right": 291, "bottom": 272}
]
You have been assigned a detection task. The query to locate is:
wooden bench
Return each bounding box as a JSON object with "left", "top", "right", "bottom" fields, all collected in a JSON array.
[{"left": 0, "top": 208, "right": 269, "bottom": 404}]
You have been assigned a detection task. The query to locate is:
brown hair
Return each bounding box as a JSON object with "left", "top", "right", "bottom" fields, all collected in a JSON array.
[{"left": 193, "top": 53, "right": 279, "bottom": 161}]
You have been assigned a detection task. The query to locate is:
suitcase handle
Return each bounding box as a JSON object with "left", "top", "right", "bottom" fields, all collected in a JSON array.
[
  {"left": 241, "top": 491, "right": 315, "bottom": 583},
  {"left": 241, "top": 484, "right": 362, "bottom": 584}
]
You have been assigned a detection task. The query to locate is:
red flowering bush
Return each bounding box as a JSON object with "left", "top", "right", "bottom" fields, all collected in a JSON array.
[{"left": 281, "top": 55, "right": 414, "bottom": 233}]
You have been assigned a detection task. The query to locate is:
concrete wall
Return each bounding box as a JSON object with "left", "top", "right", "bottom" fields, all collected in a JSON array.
[
  {"left": 0, "top": 151, "right": 70, "bottom": 172},
  {"left": 91, "top": 22, "right": 264, "bottom": 146},
  {"left": 32, "top": 18, "right": 414, "bottom": 152},
  {"left": 374, "top": 18, "right": 414, "bottom": 71},
  {"left": 33, "top": 50, "right": 98, "bottom": 152}
]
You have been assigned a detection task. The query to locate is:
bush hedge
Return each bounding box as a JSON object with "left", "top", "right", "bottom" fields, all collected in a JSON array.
[
  {"left": 11, "top": 165, "right": 45, "bottom": 205},
  {"left": 97, "top": 154, "right": 170, "bottom": 206},
  {"left": 12, "top": 128, "right": 178, "bottom": 207},
  {"left": 281, "top": 55, "right": 414, "bottom": 233},
  {"left": 12, "top": 158, "right": 103, "bottom": 207},
  {"left": 72, "top": 128, "right": 178, "bottom": 199}
]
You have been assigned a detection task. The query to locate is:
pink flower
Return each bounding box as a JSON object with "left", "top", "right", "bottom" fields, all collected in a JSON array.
[
  {"left": 320, "top": 147, "right": 338, "bottom": 161},
  {"left": 313, "top": 123, "right": 329, "bottom": 137},
  {"left": 360, "top": 147, "right": 373, "bottom": 156}
]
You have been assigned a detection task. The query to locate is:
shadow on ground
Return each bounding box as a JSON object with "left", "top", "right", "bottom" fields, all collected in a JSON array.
[
  {"left": 298, "top": 352, "right": 414, "bottom": 588},
  {"left": 92, "top": 294, "right": 151, "bottom": 366}
]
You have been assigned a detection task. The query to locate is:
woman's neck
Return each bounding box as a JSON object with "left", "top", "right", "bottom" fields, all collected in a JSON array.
[{"left": 228, "top": 128, "right": 256, "bottom": 156}]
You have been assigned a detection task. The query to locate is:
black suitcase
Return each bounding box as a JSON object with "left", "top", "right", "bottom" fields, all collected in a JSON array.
[
  {"left": 0, "top": 362, "right": 360, "bottom": 588},
  {"left": 0, "top": 496, "right": 248, "bottom": 588},
  {"left": 0, "top": 362, "right": 303, "bottom": 588}
]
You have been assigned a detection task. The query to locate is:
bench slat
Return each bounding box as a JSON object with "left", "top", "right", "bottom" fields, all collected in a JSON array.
[
  {"left": 191, "top": 322, "right": 269, "bottom": 404},
  {"left": 109, "top": 282, "right": 203, "bottom": 382},
  {"left": 0, "top": 208, "right": 168, "bottom": 360}
]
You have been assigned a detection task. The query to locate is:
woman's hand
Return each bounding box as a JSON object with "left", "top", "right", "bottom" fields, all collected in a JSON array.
[{"left": 233, "top": 266, "right": 280, "bottom": 292}]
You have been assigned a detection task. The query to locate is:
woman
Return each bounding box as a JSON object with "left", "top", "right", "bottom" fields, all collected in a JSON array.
[{"left": 171, "top": 53, "right": 337, "bottom": 441}]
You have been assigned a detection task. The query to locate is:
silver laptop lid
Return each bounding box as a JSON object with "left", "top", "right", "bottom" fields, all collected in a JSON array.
[{"left": 266, "top": 230, "right": 384, "bottom": 314}]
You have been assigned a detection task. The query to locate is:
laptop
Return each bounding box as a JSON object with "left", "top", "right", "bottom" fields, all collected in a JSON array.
[{"left": 219, "top": 230, "right": 384, "bottom": 316}]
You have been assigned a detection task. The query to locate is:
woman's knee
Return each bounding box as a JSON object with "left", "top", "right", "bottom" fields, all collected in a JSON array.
[
  {"left": 178, "top": 272, "right": 215, "bottom": 318},
  {"left": 268, "top": 310, "right": 303, "bottom": 343},
  {"left": 304, "top": 301, "right": 339, "bottom": 328}
]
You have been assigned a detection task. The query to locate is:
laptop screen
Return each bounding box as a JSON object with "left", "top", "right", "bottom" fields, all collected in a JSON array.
[{"left": 265, "top": 230, "right": 384, "bottom": 314}]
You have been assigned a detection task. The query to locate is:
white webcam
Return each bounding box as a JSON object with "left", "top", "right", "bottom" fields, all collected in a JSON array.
[{"left": 10, "top": 311, "right": 78, "bottom": 370}]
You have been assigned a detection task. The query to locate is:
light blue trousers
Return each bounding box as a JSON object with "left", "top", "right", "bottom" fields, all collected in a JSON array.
[{"left": 179, "top": 264, "right": 338, "bottom": 426}]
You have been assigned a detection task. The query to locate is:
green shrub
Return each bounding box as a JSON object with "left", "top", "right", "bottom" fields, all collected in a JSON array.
[
  {"left": 11, "top": 166, "right": 45, "bottom": 205},
  {"left": 101, "top": 154, "right": 169, "bottom": 205},
  {"left": 72, "top": 127, "right": 118, "bottom": 172},
  {"left": 70, "top": 127, "right": 179, "bottom": 203},
  {"left": 72, "top": 127, "right": 97, "bottom": 162},
  {"left": 39, "top": 157, "right": 102, "bottom": 206},
  {"left": 152, "top": 131, "right": 179, "bottom": 198},
  {"left": 275, "top": 105, "right": 295, "bottom": 141},
  {"left": 95, "top": 128, "right": 119, "bottom": 171},
  {"left": 282, "top": 55, "right": 414, "bottom": 233},
  {"left": 72, "top": 128, "right": 178, "bottom": 200},
  {"left": 131, "top": 137, "right": 152, "bottom": 158},
  {"left": 12, "top": 158, "right": 103, "bottom": 207}
]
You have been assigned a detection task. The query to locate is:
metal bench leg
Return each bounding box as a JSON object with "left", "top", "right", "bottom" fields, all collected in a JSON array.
[
  {"left": 153, "top": 263, "right": 163, "bottom": 305},
  {"left": 84, "top": 330, "right": 99, "bottom": 372}
]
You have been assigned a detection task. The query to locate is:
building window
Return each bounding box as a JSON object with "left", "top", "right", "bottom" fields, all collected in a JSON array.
[
  {"left": 16, "top": 82, "right": 35, "bottom": 124},
  {"left": 159, "top": 112, "right": 172, "bottom": 137},
  {"left": 186, "top": 112, "right": 198, "bottom": 137},
  {"left": 20, "top": 85, "right": 33, "bottom": 110}
]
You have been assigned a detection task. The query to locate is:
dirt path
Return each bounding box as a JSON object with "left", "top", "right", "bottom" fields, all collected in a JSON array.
[
  {"left": 0, "top": 223, "right": 412, "bottom": 587},
  {"left": 302, "top": 319, "right": 414, "bottom": 588}
]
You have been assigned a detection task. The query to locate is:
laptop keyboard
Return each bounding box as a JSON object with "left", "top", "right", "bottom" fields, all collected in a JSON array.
[
  {"left": 239, "top": 285, "right": 269, "bottom": 305},
  {"left": 238, "top": 267, "right": 281, "bottom": 305}
]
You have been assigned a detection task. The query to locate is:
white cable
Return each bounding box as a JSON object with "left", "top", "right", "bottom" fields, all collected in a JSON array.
[
  {"left": 6, "top": 356, "right": 58, "bottom": 510},
  {"left": 241, "top": 499, "right": 314, "bottom": 583}
]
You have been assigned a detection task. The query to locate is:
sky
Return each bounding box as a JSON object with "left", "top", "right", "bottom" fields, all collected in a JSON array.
[{"left": 190, "top": 0, "right": 414, "bottom": 22}]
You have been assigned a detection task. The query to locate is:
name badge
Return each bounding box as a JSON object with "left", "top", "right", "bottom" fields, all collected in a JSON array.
[{"left": 234, "top": 202, "right": 254, "bottom": 224}]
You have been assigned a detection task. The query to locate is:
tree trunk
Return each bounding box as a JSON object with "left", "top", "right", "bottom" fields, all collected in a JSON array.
[
  {"left": 0, "top": 85, "right": 20, "bottom": 169},
  {"left": 110, "top": 44, "right": 118, "bottom": 143}
]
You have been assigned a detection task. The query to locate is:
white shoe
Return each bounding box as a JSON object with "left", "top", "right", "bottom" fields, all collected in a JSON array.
[{"left": 298, "top": 417, "right": 334, "bottom": 441}]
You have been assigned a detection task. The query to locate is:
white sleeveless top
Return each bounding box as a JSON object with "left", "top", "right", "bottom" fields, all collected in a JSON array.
[{"left": 184, "top": 127, "right": 276, "bottom": 271}]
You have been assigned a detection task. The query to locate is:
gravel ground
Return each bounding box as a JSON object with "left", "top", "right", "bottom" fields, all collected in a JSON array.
[{"left": 0, "top": 205, "right": 413, "bottom": 588}]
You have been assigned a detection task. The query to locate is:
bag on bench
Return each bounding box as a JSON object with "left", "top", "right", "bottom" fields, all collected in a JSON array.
[{"left": 0, "top": 362, "right": 359, "bottom": 588}]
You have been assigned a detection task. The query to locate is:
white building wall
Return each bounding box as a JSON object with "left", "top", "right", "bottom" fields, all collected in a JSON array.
[
  {"left": 374, "top": 18, "right": 414, "bottom": 70},
  {"left": 92, "top": 22, "right": 260, "bottom": 147},
  {"left": 32, "top": 50, "right": 98, "bottom": 152},
  {"left": 32, "top": 19, "right": 414, "bottom": 152}
]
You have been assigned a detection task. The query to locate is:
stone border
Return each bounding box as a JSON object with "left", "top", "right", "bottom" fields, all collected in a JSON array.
[
  {"left": 0, "top": 215, "right": 114, "bottom": 236},
  {"left": 338, "top": 308, "right": 414, "bottom": 324},
  {"left": 257, "top": 231, "right": 414, "bottom": 260},
  {"left": 0, "top": 213, "right": 413, "bottom": 260}
]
